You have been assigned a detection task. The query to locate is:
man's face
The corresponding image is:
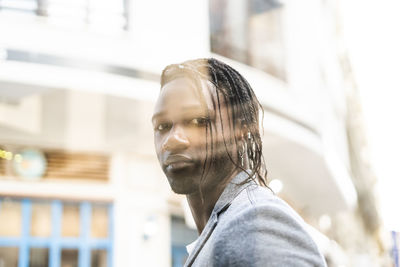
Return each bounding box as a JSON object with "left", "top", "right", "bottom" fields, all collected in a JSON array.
[{"left": 152, "top": 77, "right": 237, "bottom": 195}]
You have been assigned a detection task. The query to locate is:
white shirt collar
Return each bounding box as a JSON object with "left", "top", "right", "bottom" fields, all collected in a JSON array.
[{"left": 186, "top": 238, "right": 199, "bottom": 255}]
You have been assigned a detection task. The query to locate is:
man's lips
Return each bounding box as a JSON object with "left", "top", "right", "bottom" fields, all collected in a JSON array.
[{"left": 164, "top": 154, "right": 194, "bottom": 171}]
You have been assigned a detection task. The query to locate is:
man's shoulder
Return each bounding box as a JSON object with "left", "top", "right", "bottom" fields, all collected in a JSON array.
[
  {"left": 211, "top": 184, "right": 327, "bottom": 266},
  {"left": 222, "top": 183, "right": 301, "bottom": 222}
]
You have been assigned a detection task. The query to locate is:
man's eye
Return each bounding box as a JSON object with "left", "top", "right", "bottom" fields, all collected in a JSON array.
[
  {"left": 189, "top": 117, "right": 209, "bottom": 127},
  {"left": 155, "top": 123, "right": 171, "bottom": 131}
]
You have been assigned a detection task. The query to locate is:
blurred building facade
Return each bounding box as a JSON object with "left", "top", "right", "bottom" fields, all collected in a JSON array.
[{"left": 0, "top": 0, "right": 390, "bottom": 266}]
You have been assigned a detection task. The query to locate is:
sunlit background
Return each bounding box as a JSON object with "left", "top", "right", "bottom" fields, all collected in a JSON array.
[{"left": 0, "top": 0, "right": 399, "bottom": 266}]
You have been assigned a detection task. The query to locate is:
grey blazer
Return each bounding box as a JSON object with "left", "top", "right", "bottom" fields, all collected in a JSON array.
[{"left": 184, "top": 171, "right": 327, "bottom": 267}]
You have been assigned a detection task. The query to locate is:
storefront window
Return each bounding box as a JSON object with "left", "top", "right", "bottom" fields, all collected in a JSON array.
[
  {"left": 61, "top": 249, "right": 78, "bottom": 267},
  {"left": 0, "top": 247, "right": 18, "bottom": 267},
  {"left": 0, "top": 198, "right": 113, "bottom": 267},
  {"left": 91, "top": 205, "right": 109, "bottom": 238},
  {"left": 62, "top": 203, "right": 80, "bottom": 237},
  {"left": 91, "top": 249, "right": 107, "bottom": 267},
  {"left": 31, "top": 202, "right": 52, "bottom": 237},
  {"left": 0, "top": 199, "right": 22, "bottom": 237},
  {"left": 29, "top": 248, "right": 49, "bottom": 267}
]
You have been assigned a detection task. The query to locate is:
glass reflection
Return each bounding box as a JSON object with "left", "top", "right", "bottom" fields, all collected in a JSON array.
[
  {"left": 0, "top": 247, "right": 18, "bottom": 267},
  {"left": 91, "top": 249, "right": 107, "bottom": 267},
  {"left": 31, "top": 202, "right": 52, "bottom": 237},
  {"left": 29, "top": 248, "right": 49, "bottom": 267},
  {"left": 0, "top": 199, "right": 22, "bottom": 237},
  {"left": 91, "top": 205, "right": 108, "bottom": 238},
  {"left": 62, "top": 203, "right": 80, "bottom": 237},
  {"left": 61, "top": 249, "right": 78, "bottom": 267}
]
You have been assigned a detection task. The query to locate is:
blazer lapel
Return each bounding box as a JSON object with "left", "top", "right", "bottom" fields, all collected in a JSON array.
[
  {"left": 184, "top": 171, "right": 256, "bottom": 267},
  {"left": 184, "top": 212, "right": 218, "bottom": 267}
]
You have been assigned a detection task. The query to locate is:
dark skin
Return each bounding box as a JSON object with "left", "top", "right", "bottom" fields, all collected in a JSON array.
[{"left": 152, "top": 77, "right": 249, "bottom": 233}]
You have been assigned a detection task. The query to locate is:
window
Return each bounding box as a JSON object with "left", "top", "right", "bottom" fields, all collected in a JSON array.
[
  {"left": 0, "top": 0, "right": 37, "bottom": 15},
  {"left": 0, "top": 198, "right": 113, "bottom": 267},
  {"left": 210, "top": 0, "right": 287, "bottom": 81},
  {"left": 0, "top": 247, "right": 19, "bottom": 267},
  {"left": 0, "top": 0, "right": 128, "bottom": 31}
]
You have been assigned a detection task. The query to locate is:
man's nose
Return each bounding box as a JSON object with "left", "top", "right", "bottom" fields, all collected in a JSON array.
[{"left": 162, "top": 126, "right": 189, "bottom": 152}]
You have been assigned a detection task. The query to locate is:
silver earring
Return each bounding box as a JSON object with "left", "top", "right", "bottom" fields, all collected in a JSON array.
[{"left": 238, "top": 142, "right": 245, "bottom": 167}]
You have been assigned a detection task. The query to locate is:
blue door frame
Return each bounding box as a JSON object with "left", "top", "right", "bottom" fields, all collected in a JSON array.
[{"left": 0, "top": 198, "right": 114, "bottom": 267}]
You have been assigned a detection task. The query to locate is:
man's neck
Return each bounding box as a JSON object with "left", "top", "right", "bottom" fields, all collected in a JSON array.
[{"left": 186, "top": 168, "right": 241, "bottom": 234}]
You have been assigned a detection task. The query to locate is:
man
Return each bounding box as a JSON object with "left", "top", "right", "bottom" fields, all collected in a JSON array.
[{"left": 152, "top": 58, "right": 327, "bottom": 266}]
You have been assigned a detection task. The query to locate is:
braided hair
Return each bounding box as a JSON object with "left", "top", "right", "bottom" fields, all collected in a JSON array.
[{"left": 161, "top": 58, "right": 268, "bottom": 187}]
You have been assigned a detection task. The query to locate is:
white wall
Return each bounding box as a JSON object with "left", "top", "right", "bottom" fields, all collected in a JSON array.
[{"left": 111, "top": 153, "right": 172, "bottom": 267}]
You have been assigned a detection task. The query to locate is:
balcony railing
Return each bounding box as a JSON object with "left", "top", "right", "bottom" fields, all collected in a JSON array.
[{"left": 0, "top": 0, "right": 130, "bottom": 30}]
